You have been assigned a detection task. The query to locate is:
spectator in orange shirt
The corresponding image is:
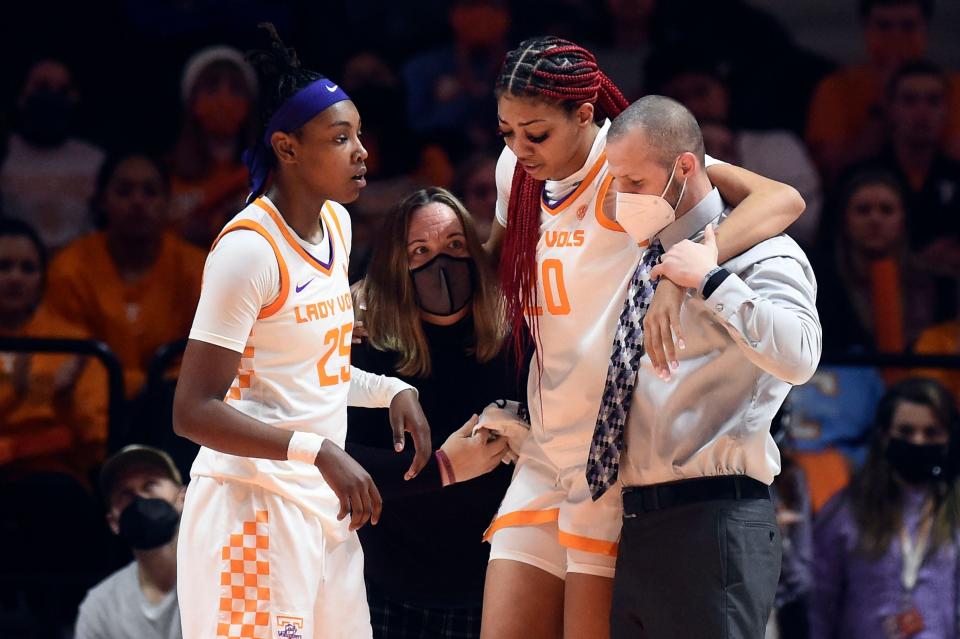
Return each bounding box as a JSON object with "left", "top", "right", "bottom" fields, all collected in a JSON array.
[
  {"left": 168, "top": 46, "right": 257, "bottom": 247},
  {"left": 45, "top": 152, "right": 205, "bottom": 398},
  {"left": 913, "top": 320, "right": 960, "bottom": 401},
  {"left": 805, "top": 0, "right": 960, "bottom": 183},
  {"left": 0, "top": 218, "right": 107, "bottom": 481}
]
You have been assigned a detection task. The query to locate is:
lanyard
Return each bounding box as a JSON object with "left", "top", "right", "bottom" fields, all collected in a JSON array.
[{"left": 900, "top": 501, "right": 935, "bottom": 592}]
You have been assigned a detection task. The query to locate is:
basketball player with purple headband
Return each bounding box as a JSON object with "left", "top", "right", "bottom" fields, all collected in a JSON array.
[{"left": 173, "top": 27, "right": 430, "bottom": 639}]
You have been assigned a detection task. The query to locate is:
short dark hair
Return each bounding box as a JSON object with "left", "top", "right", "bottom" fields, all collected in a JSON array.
[
  {"left": 608, "top": 95, "right": 705, "bottom": 169},
  {"left": 859, "top": 0, "right": 933, "bottom": 20},
  {"left": 887, "top": 59, "right": 948, "bottom": 100},
  {"left": 0, "top": 217, "right": 48, "bottom": 278},
  {"left": 91, "top": 151, "right": 170, "bottom": 228},
  {"left": 835, "top": 166, "right": 906, "bottom": 222}
]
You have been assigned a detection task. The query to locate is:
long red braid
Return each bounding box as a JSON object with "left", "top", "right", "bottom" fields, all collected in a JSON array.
[{"left": 496, "top": 37, "right": 629, "bottom": 368}]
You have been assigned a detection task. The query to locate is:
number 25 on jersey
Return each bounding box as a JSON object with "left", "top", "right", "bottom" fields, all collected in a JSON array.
[{"left": 317, "top": 322, "right": 352, "bottom": 386}]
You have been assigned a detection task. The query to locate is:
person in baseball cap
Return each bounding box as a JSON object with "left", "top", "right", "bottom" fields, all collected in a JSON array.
[{"left": 75, "top": 445, "right": 185, "bottom": 639}]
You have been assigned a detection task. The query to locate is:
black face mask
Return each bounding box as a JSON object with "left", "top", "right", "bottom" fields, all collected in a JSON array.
[
  {"left": 19, "top": 89, "right": 76, "bottom": 148},
  {"left": 117, "top": 496, "right": 180, "bottom": 551},
  {"left": 885, "top": 438, "right": 949, "bottom": 484},
  {"left": 410, "top": 254, "right": 474, "bottom": 316}
]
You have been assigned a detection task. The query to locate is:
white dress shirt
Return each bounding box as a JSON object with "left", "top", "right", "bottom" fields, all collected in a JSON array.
[{"left": 620, "top": 187, "right": 822, "bottom": 488}]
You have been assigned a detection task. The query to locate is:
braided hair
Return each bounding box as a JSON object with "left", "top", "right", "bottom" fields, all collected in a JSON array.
[
  {"left": 495, "top": 36, "right": 629, "bottom": 365},
  {"left": 244, "top": 23, "right": 325, "bottom": 200}
]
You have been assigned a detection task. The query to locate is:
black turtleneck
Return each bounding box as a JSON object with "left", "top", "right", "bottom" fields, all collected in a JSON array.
[{"left": 346, "top": 316, "right": 518, "bottom": 608}]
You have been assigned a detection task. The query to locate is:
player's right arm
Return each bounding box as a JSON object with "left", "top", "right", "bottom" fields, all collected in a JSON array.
[
  {"left": 481, "top": 145, "right": 515, "bottom": 261},
  {"left": 172, "top": 230, "right": 381, "bottom": 530},
  {"left": 484, "top": 220, "right": 506, "bottom": 261}
]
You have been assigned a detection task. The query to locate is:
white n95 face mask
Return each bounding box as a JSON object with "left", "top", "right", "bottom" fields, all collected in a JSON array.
[{"left": 615, "top": 156, "right": 687, "bottom": 244}]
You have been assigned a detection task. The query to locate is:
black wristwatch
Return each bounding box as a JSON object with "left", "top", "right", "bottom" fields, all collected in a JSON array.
[{"left": 700, "top": 266, "right": 731, "bottom": 299}]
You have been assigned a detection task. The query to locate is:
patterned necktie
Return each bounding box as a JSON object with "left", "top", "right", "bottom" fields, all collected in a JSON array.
[{"left": 587, "top": 240, "right": 664, "bottom": 500}]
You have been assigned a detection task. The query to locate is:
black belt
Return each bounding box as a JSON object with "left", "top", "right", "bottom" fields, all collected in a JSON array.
[{"left": 622, "top": 476, "right": 770, "bottom": 516}]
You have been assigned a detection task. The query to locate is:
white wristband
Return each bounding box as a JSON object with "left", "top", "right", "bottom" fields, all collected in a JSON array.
[{"left": 287, "top": 431, "right": 326, "bottom": 465}]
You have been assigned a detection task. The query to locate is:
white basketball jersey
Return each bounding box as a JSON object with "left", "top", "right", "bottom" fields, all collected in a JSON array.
[
  {"left": 190, "top": 196, "right": 354, "bottom": 524},
  {"left": 513, "top": 136, "right": 644, "bottom": 469}
]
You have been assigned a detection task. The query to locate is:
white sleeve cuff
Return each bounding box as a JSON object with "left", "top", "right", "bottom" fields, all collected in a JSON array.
[
  {"left": 348, "top": 367, "right": 417, "bottom": 408},
  {"left": 287, "top": 431, "right": 326, "bottom": 465},
  {"left": 188, "top": 329, "right": 247, "bottom": 353},
  {"left": 704, "top": 272, "right": 753, "bottom": 322}
]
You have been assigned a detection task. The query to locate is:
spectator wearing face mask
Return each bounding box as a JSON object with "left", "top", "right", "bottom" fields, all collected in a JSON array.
[
  {"left": 811, "top": 377, "right": 960, "bottom": 639},
  {"left": 168, "top": 46, "right": 257, "bottom": 247},
  {"left": 0, "top": 59, "right": 105, "bottom": 252},
  {"left": 75, "top": 445, "right": 185, "bottom": 639},
  {"left": 348, "top": 187, "right": 514, "bottom": 638}
]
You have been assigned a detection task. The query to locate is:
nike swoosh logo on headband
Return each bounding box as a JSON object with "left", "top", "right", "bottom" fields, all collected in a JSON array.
[{"left": 324, "top": 83, "right": 339, "bottom": 93}]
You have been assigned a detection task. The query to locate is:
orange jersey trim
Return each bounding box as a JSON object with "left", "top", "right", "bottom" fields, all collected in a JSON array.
[
  {"left": 322, "top": 201, "right": 349, "bottom": 256},
  {"left": 540, "top": 151, "right": 607, "bottom": 216},
  {"left": 557, "top": 530, "right": 619, "bottom": 557},
  {"left": 594, "top": 175, "right": 626, "bottom": 233},
  {"left": 252, "top": 198, "right": 335, "bottom": 277},
  {"left": 482, "top": 508, "right": 560, "bottom": 542},
  {"left": 212, "top": 220, "right": 290, "bottom": 319}
]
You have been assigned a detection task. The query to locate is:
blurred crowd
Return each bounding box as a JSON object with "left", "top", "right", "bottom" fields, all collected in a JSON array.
[{"left": 1, "top": 0, "right": 959, "bottom": 637}]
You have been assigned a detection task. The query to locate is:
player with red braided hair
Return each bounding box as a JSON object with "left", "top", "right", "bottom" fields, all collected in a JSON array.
[{"left": 480, "top": 37, "right": 806, "bottom": 639}]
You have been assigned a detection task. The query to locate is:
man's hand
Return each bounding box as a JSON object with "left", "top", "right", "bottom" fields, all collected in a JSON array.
[
  {"left": 314, "top": 439, "right": 382, "bottom": 530},
  {"left": 438, "top": 415, "right": 509, "bottom": 486},
  {"left": 643, "top": 279, "right": 685, "bottom": 381},
  {"left": 651, "top": 224, "right": 719, "bottom": 289},
  {"left": 388, "top": 389, "right": 432, "bottom": 480}
]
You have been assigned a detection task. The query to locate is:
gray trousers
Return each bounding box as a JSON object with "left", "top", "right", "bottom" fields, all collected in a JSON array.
[{"left": 611, "top": 496, "right": 782, "bottom": 639}]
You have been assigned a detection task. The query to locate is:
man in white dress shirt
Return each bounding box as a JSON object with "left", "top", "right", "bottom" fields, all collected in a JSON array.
[{"left": 601, "top": 95, "right": 822, "bottom": 639}]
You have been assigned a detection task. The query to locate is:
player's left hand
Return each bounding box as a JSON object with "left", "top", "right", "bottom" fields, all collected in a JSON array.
[
  {"left": 643, "top": 279, "right": 685, "bottom": 381},
  {"left": 388, "top": 389, "right": 432, "bottom": 480},
  {"left": 651, "top": 224, "right": 719, "bottom": 289}
]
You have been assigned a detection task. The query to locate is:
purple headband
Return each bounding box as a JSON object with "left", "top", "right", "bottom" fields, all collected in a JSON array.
[{"left": 243, "top": 77, "right": 351, "bottom": 201}]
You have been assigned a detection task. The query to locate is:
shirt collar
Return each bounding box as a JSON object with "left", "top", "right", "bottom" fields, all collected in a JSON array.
[{"left": 656, "top": 187, "right": 724, "bottom": 251}]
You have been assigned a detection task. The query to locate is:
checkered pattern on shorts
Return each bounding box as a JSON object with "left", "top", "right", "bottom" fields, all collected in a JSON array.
[
  {"left": 368, "top": 588, "right": 480, "bottom": 639},
  {"left": 217, "top": 510, "right": 271, "bottom": 639}
]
